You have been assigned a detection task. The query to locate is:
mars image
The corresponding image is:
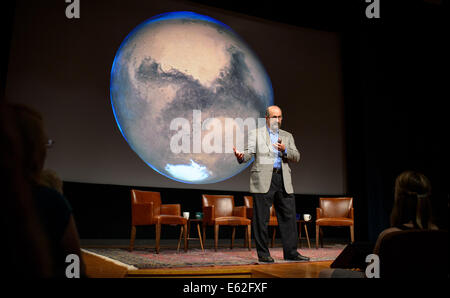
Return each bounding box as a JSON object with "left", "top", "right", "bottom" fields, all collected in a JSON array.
[{"left": 110, "top": 11, "right": 273, "bottom": 184}]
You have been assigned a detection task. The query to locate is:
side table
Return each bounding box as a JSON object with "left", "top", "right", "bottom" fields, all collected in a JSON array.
[
  {"left": 178, "top": 218, "right": 204, "bottom": 252},
  {"left": 297, "top": 219, "right": 312, "bottom": 248}
]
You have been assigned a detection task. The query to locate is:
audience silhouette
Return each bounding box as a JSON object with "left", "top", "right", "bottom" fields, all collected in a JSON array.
[
  {"left": 320, "top": 170, "right": 446, "bottom": 278},
  {"left": 1, "top": 102, "right": 85, "bottom": 278},
  {"left": 373, "top": 171, "right": 438, "bottom": 252}
]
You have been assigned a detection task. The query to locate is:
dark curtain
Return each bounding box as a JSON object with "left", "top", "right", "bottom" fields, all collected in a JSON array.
[{"left": 343, "top": 1, "right": 447, "bottom": 242}]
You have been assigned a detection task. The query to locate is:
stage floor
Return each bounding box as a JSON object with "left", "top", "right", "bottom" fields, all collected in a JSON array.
[{"left": 81, "top": 238, "right": 348, "bottom": 278}]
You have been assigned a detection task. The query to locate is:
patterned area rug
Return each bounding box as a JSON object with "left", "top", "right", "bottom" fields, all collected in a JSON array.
[{"left": 83, "top": 244, "right": 345, "bottom": 269}]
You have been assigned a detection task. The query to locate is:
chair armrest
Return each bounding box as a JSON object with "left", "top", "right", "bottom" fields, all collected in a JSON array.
[
  {"left": 349, "top": 208, "right": 354, "bottom": 221},
  {"left": 233, "top": 206, "right": 247, "bottom": 218},
  {"left": 316, "top": 208, "right": 323, "bottom": 220},
  {"left": 161, "top": 204, "right": 181, "bottom": 216},
  {"left": 132, "top": 202, "right": 154, "bottom": 225},
  {"left": 246, "top": 207, "right": 253, "bottom": 219},
  {"left": 203, "top": 205, "right": 215, "bottom": 225}
]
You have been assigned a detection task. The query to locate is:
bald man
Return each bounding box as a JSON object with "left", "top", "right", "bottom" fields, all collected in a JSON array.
[{"left": 234, "top": 106, "right": 309, "bottom": 262}]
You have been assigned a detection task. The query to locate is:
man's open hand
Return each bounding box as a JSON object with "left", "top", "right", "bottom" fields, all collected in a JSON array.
[{"left": 233, "top": 146, "right": 244, "bottom": 162}]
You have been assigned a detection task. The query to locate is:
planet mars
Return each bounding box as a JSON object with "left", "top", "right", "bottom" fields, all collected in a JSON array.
[{"left": 110, "top": 11, "right": 273, "bottom": 184}]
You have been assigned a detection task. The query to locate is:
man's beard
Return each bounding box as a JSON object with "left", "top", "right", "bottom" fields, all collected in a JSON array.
[{"left": 269, "top": 121, "right": 281, "bottom": 131}]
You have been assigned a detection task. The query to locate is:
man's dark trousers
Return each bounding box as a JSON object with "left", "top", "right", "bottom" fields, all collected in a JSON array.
[{"left": 252, "top": 171, "right": 299, "bottom": 259}]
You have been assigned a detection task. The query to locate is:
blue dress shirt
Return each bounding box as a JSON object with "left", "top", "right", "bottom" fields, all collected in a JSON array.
[{"left": 268, "top": 128, "right": 287, "bottom": 169}]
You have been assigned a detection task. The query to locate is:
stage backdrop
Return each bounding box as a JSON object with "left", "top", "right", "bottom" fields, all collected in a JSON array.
[{"left": 6, "top": 0, "right": 345, "bottom": 195}]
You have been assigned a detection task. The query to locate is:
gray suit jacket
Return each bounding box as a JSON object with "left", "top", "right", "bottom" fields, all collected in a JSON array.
[{"left": 240, "top": 126, "right": 300, "bottom": 194}]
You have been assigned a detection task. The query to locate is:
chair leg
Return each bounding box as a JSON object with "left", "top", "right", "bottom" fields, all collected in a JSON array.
[
  {"left": 244, "top": 227, "right": 248, "bottom": 248},
  {"left": 247, "top": 225, "right": 251, "bottom": 250},
  {"left": 184, "top": 223, "right": 188, "bottom": 252},
  {"left": 350, "top": 225, "right": 354, "bottom": 243},
  {"left": 130, "top": 226, "right": 136, "bottom": 252},
  {"left": 197, "top": 223, "right": 204, "bottom": 251},
  {"left": 177, "top": 225, "right": 183, "bottom": 252},
  {"left": 202, "top": 224, "right": 206, "bottom": 248},
  {"left": 231, "top": 226, "right": 236, "bottom": 249},
  {"left": 304, "top": 223, "right": 311, "bottom": 249},
  {"left": 214, "top": 224, "right": 219, "bottom": 252},
  {"left": 320, "top": 227, "right": 324, "bottom": 248},
  {"left": 315, "top": 225, "right": 319, "bottom": 249},
  {"left": 156, "top": 223, "right": 161, "bottom": 254}
]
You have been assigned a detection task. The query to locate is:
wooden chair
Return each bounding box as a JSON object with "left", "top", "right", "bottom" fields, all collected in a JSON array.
[
  {"left": 202, "top": 194, "right": 251, "bottom": 251},
  {"left": 316, "top": 197, "right": 354, "bottom": 249},
  {"left": 243, "top": 195, "right": 278, "bottom": 247},
  {"left": 130, "top": 189, "right": 187, "bottom": 253}
]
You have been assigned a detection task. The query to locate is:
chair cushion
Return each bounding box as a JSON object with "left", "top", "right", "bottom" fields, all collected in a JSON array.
[
  {"left": 214, "top": 216, "right": 251, "bottom": 225},
  {"left": 316, "top": 217, "right": 353, "bottom": 226},
  {"left": 155, "top": 215, "right": 187, "bottom": 225}
]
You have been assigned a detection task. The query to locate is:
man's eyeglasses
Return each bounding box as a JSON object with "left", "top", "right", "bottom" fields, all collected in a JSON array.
[{"left": 269, "top": 116, "right": 283, "bottom": 120}]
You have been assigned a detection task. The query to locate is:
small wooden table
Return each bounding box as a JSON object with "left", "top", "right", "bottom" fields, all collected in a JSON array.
[
  {"left": 297, "top": 219, "right": 312, "bottom": 248},
  {"left": 178, "top": 218, "right": 204, "bottom": 252}
]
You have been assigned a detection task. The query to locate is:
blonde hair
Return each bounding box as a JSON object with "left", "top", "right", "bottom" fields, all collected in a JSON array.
[
  {"left": 40, "top": 168, "right": 63, "bottom": 194},
  {"left": 7, "top": 103, "right": 47, "bottom": 185}
]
